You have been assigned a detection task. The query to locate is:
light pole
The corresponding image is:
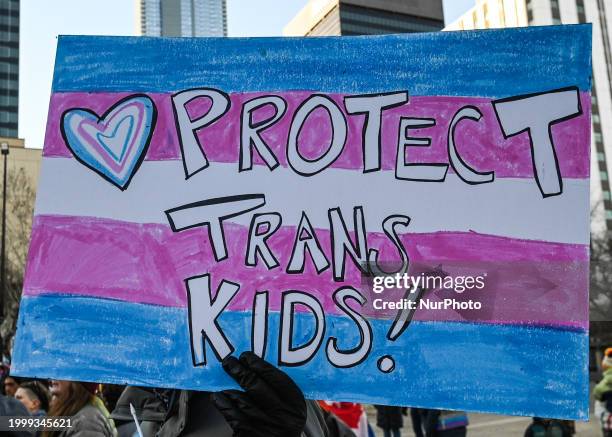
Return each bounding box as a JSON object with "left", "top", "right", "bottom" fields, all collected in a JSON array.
[{"left": 0, "top": 142, "right": 8, "bottom": 353}]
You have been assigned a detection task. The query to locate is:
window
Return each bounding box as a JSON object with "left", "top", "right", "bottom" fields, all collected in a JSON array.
[
  {"left": 595, "top": 132, "right": 603, "bottom": 143},
  {"left": 601, "top": 171, "right": 609, "bottom": 181},
  {"left": 593, "top": 114, "right": 600, "bottom": 123},
  {"left": 604, "top": 191, "right": 611, "bottom": 200},
  {"left": 0, "top": 95, "right": 17, "bottom": 107},
  {"left": 598, "top": 152, "right": 606, "bottom": 162}
]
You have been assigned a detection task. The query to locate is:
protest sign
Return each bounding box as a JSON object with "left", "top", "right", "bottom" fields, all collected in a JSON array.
[{"left": 13, "top": 25, "right": 591, "bottom": 419}]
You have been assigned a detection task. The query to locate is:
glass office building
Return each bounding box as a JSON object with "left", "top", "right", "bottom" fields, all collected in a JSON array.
[
  {"left": 137, "top": 0, "right": 227, "bottom": 37},
  {"left": 284, "top": 0, "right": 444, "bottom": 37},
  {"left": 0, "top": 0, "right": 18, "bottom": 138},
  {"left": 446, "top": 0, "right": 612, "bottom": 233}
]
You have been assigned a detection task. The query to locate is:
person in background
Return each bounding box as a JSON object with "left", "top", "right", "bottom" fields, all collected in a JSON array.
[
  {"left": 595, "top": 347, "right": 612, "bottom": 402},
  {"left": 0, "top": 391, "right": 32, "bottom": 437},
  {"left": 424, "top": 409, "right": 468, "bottom": 437},
  {"left": 111, "top": 386, "right": 168, "bottom": 437},
  {"left": 374, "top": 405, "right": 403, "bottom": 437},
  {"left": 523, "top": 417, "right": 572, "bottom": 437},
  {"left": 100, "top": 384, "right": 125, "bottom": 414},
  {"left": 43, "top": 380, "right": 115, "bottom": 437},
  {"left": 594, "top": 347, "right": 612, "bottom": 437},
  {"left": 411, "top": 408, "right": 426, "bottom": 437},
  {"left": 319, "top": 401, "right": 367, "bottom": 437},
  {"left": 0, "top": 362, "right": 10, "bottom": 394},
  {"left": 116, "top": 352, "right": 353, "bottom": 437},
  {"left": 15, "top": 380, "right": 50, "bottom": 416},
  {"left": 4, "top": 375, "right": 23, "bottom": 397}
]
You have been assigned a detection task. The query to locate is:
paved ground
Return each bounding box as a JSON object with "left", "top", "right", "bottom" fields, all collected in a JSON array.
[
  {"left": 364, "top": 380, "right": 604, "bottom": 436},
  {"left": 365, "top": 407, "right": 603, "bottom": 436}
]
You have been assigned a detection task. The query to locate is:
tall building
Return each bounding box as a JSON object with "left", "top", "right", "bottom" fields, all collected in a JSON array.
[
  {"left": 0, "top": 0, "right": 18, "bottom": 138},
  {"left": 136, "top": 0, "right": 227, "bottom": 37},
  {"left": 446, "top": 0, "right": 612, "bottom": 234},
  {"left": 283, "top": 0, "right": 444, "bottom": 36}
]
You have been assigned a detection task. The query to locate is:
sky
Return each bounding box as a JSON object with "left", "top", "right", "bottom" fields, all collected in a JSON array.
[{"left": 19, "top": 0, "right": 475, "bottom": 149}]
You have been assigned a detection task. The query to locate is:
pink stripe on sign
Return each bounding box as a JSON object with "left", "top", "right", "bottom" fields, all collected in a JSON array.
[
  {"left": 43, "top": 91, "right": 591, "bottom": 179},
  {"left": 24, "top": 215, "right": 588, "bottom": 327}
]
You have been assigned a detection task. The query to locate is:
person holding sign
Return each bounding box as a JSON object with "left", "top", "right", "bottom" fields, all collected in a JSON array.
[{"left": 116, "top": 352, "right": 354, "bottom": 437}]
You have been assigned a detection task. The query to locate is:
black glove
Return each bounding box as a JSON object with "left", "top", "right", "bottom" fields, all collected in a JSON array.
[{"left": 212, "top": 351, "right": 307, "bottom": 437}]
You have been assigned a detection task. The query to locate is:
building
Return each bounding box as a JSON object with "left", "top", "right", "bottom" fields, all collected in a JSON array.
[
  {"left": 444, "top": 0, "right": 528, "bottom": 30},
  {"left": 0, "top": 0, "right": 18, "bottom": 138},
  {"left": 0, "top": 137, "right": 41, "bottom": 187},
  {"left": 283, "top": 0, "right": 444, "bottom": 36},
  {"left": 445, "top": 0, "right": 612, "bottom": 234},
  {"left": 136, "top": 0, "right": 227, "bottom": 37}
]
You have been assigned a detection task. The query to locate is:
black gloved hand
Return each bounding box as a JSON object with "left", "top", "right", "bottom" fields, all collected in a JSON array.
[{"left": 212, "top": 351, "right": 307, "bottom": 437}]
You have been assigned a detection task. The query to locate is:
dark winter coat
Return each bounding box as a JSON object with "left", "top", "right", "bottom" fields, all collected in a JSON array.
[
  {"left": 111, "top": 386, "right": 167, "bottom": 437},
  {"left": 375, "top": 405, "right": 403, "bottom": 430},
  {"left": 112, "top": 387, "right": 354, "bottom": 437},
  {"left": 60, "top": 403, "right": 115, "bottom": 437},
  {"left": 424, "top": 410, "right": 467, "bottom": 437}
]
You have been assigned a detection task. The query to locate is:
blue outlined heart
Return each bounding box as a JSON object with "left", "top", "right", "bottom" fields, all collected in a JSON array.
[{"left": 60, "top": 94, "right": 157, "bottom": 190}]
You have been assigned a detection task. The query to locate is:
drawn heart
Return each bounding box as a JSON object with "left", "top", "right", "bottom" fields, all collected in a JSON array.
[{"left": 60, "top": 94, "right": 157, "bottom": 190}]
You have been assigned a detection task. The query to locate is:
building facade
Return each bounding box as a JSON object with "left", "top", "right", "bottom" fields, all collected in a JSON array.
[
  {"left": 446, "top": 0, "right": 612, "bottom": 234},
  {"left": 284, "top": 0, "right": 444, "bottom": 36},
  {"left": 0, "top": 137, "right": 41, "bottom": 188},
  {"left": 136, "top": 0, "right": 227, "bottom": 37},
  {"left": 0, "top": 0, "right": 18, "bottom": 138}
]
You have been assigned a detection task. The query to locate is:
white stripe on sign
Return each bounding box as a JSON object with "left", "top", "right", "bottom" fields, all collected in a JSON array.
[{"left": 35, "top": 157, "right": 589, "bottom": 244}]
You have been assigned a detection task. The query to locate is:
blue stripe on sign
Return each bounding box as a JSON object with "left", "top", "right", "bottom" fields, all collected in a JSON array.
[
  {"left": 12, "top": 295, "right": 589, "bottom": 419},
  {"left": 52, "top": 25, "right": 592, "bottom": 97}
]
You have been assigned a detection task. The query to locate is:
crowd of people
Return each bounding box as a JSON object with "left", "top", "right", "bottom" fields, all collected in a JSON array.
[{"left": 0, "top": 347, "right": 609, "bottom": 437}]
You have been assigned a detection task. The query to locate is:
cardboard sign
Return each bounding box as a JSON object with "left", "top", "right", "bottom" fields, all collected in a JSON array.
[{"left": 14, "top": 26, "right": 591, "bottom": 419}]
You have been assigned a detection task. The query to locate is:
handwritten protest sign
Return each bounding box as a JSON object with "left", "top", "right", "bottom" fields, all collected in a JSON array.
[{"left": 13, "top": 26, "right": 591, "bottom": 419}]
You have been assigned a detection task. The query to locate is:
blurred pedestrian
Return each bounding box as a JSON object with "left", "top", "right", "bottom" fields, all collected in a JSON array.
[
  {"left": 0, "top": 362, "right": 10, "bottom": 393},
  {"left": 4, "top": 375, "right": 22, "bottom": 397},
  {"left": 15, "top": 380, "right": 50, "bottom": 416},
  {"left": 375, "top": 405, "right": 403, "bottom": 437},
  {"left": 0, "top": 392, "right": 32, "bottom": 437},
  {"left": 43, "top": 380, "right": 115, "bottom": 437},
  {"left": 424, "top": 409, "right": 468, "bottom": 437},
  {"left": 523, "top": 417, "right": 572, "bottom": 437},
  {"left": 411, "top": 408, "right": 426, "bottom": 437},
  {"left": 99, "top": 384, "right": 125, "bottom": 413},
  {"left": 320, "top": 401, "right": 368, "bottom": 437},
  {"left": 594, "top": 347, "right": 612, "bottom": 437}
]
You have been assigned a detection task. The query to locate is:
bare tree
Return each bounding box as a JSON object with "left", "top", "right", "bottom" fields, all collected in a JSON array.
[{"left": 0, "top": 167, "right": 36, "bottom": 359}]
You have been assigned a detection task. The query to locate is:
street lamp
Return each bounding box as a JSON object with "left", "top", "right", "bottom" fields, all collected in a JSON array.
[{"left": 0, "top": 142, "right": 8, "bottom": 355}]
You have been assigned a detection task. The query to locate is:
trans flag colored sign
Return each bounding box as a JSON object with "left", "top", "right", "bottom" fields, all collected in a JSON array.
[{"left": 13, "top": 25, "right": 591, "bottom": 419}]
